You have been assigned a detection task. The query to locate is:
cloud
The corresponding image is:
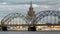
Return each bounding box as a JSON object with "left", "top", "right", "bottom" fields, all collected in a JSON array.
[
  {"left": 57, "top": 8, "right": 60, "bottom": 11},
  {"left": 25, "top": 4, "right": 39, "bottom": 8},
  {"left": 1, "top": 2, "right": 7, "bottom": 5},
  {"left": 0, "top": 2, "right": 7, "bottom": 5},
  {"left": 39, "top": 5, "right": 49, "bottom": 9},
  {"left": 0, "top": 4, "right": 40, "bottom": 11},
  {"left": 0, "top": 0, "right": 60, "bottom": 5}
]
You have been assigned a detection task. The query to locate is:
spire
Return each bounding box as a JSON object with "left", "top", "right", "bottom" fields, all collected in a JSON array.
[
  {"left": 28, "top": 0, "right": 35, "bottom": 17},
  {"left": 29, "top": 0, "right": 33, "bottom": 9},
  {"left": 30, "top": 0, "right": 32, "bottom": 8}
]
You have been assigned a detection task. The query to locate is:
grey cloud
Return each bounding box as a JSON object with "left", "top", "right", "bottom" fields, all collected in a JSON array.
[{"left": 0, "top": 0, "right": 60, "bottom": 5}]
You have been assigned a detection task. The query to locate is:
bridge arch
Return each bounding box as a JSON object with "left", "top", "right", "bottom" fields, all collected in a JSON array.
[
  {"left": 1, "top": 13, "right": 27, "bottom": 26},
  {"left": 33, "top": 10, "right": 60, "bottom": 24}
]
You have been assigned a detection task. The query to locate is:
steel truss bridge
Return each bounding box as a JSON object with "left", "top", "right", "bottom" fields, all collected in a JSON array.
[{"left": 0, "top": 10, "right": 60, "bottom": 31}]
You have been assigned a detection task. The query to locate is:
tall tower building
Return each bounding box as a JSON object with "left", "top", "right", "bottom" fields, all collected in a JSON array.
[
  {"left": 26, "top": 1, "right": 35, "bottom": 24},
  {"left": 28, "top": 1, "right": 35, "bottom": 18}
]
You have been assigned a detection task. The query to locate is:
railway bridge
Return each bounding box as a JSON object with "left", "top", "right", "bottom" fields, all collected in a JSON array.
[{"left": 0, "top": 10, "right": 60, "bottom": 31}]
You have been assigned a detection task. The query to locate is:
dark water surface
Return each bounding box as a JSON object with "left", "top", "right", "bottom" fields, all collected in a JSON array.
[{"left": 0, "top": 31, "right": 60, "bottom": 34}]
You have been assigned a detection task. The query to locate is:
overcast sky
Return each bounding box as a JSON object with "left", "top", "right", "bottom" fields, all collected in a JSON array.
[{"left": 0, "top": 0, "right": 60, "bottom": 23}]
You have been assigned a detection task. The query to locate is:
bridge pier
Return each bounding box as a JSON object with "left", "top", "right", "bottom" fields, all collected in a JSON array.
[
  {"left": 1, "top": 26, "right": 7, "bottom": 31},
  {"left": 28, "top": 25, "right": 36, "bottom": 31}
]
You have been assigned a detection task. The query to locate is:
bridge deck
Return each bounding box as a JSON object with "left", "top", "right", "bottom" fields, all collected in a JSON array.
[{"left": 0, "top": 24, "right": 60, "bottom": 26}]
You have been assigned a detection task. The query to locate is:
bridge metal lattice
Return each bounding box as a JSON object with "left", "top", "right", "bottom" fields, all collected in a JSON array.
[
  {"left": 1, "top": 10, "right": 60, "bottom": 26},
  {"left": 1, "top": 10, "right": 60, "bottom": 31},
  {"left": 1, "top": 13, "right": 27, "bottom": 26},
  {"left": 32, "top": 10, "right": 60, "bottom": 24}
]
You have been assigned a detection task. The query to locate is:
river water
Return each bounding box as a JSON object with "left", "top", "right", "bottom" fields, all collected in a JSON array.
[{"left": 0, "top": 31, "right": 60, "bottom": 34}]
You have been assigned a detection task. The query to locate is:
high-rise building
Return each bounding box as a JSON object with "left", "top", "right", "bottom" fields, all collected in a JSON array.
[
  {"left": 28, "top": 1, "right": 35, "bottom": 18},
  {"left": 26, "top": 1, "right": 35, "bottom": 24}
]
